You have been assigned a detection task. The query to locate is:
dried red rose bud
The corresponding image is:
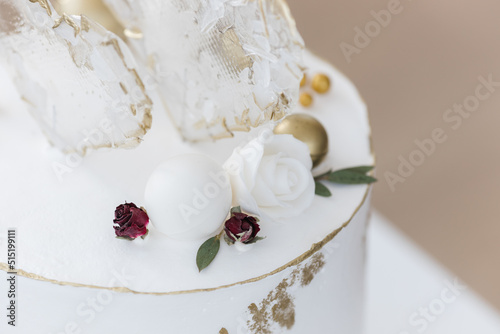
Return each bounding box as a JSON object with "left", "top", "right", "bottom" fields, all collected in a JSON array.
[
  {"left": 113, "top": 202, "right": 149, "bottom": 240},
  {"left": 224, "top": 212, "right": 260, "bottom": 244}
]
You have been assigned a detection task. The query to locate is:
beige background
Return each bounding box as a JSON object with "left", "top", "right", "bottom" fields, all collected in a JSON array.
[{"left": 287, "top": 0, "right": 500, "bottom": 310}]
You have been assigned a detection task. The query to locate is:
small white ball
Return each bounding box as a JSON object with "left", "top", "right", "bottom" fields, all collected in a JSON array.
[{"left": 144, "top": 154, "right": 232, "bottom": 241}]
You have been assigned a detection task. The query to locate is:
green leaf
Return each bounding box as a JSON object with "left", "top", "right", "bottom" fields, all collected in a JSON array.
[
  {"left": 313, "top": 169, "right": 333, "bottom": 181},
  {"left": 328, "top": 170, "right": 377, "bottom": 184},
  {"left": 230, "top": 206, "right": 242, "bottom": 214},
  {"left": 140, "top": 230, "right": 149, "bottom": 240},
  {"left": 196, "top": 236, "right": 221, "bottom": 272},
  {"left": 315, "top": 181, "right": 332, "bottom": 197},
  {"left": 340, "top": 166, "right": 374, "bottom": 174},
  {"left": 223, "top": 234, "right": 235, "bottom": 246},
  {"left": 245, "top": 236, "right": 265, "bottom": 245},
  {"left": 115, "top": 236, "right": 134, "bottom": 241}
]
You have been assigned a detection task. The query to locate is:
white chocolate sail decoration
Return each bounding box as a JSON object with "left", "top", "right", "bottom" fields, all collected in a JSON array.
[
  {"left": 0, "top": 0, "right": 152, "bottom": 155},
  {"left": 103, "top": 0, "right": 305, "bottom": 141}
]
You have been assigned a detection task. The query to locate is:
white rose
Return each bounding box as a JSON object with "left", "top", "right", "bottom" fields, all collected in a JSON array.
[{"left": 224, "top": 133, "right": 315, "bottom": 220}]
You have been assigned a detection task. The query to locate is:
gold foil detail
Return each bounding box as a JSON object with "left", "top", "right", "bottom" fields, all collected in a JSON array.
[
  {"left": 247, "top": 253, "right": 326, "bottom": 332},
  {"left": 124, "top": 27, "right": 143, "bottom": 39},
  {"left": 219, "top": 328, "right": 229, "bottom": 334},
  {"left": 50, "top": 0, "right": 125, "bottom": 38},
  {"left": 29, "top": 0, "right": 52, "bottom": 16},
  {"left": 80, "top": 15, "right": 91, "bottom": 32},
  {"left": 258, "top": 0, "right": 269, "bottom": 37},
  {"left": 53, "top": 14, "right": 81, "bottom": 37},
  {"left": 119, "top": 82, "right": 128, "bottom": 95},
  {"left": 219, "top": 28, "right": 253, "bottom": 72},
  {"left": 248, "top": 302, "right": 273, "bottom": 333},
  {"left": 300, "top": 253, "right": 325, "bottom": 286},
  {"left": 101, "top": 38, "right": 153, "bottom": 135},
  {"left": 271, "top": 293, "right": 295, "bottom": 329}
]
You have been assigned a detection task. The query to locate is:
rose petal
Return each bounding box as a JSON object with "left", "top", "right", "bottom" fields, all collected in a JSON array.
[
  {"left": 113, "top": 203, "right": 149, "bottom": 239},
  {"left": 261, "top": 178, "right": 315, "bottom": 219},
  {"left": 273, "top": 164, "right": 293, "bottom": 195},
  {"left": 263, "top": 134, "right": 312, "bottom": 170},
  {"left": 223, "top": 134, "right": 315, "bottom": 220},
  {"left": 239, "top": 226, "right": 254, "bottom": 243},
  {"left": 253, "top": 174, "right": 281, "bottom": 207},
  {"left": 275, "top": 158, "right": 312, "bottom": 202}
]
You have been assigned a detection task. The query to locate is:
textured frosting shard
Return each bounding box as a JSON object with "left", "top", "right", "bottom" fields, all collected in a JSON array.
[
  {"left": 104, "top": 0, "right": 305, "bottom": 141},
  {"left": 0, "top": 0, "right": 152, "bottom": 155}
]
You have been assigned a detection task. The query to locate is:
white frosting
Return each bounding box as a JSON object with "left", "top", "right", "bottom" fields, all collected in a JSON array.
[
  {"left": 144, "top": 154, "right": 232, "bottom": 241},
  {"left": 0, "top": 200, "right": 370, "bottom": 333},
  {"left": 0, "top": 51, "right": 373, "bottom": 294},
  {"left": 224, "top": 133, "right": 315, "bottom": 219}
]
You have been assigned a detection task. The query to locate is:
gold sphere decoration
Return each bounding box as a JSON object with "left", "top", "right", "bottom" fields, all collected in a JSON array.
[
  {"left": 299, "top": 92, "right": 313, "bottom": 107},
  {"left": 311, "top": 73, "right": 331, "bottom": 94},
  {"left": 274, "top": 114, "right": 329, "bottom": 168}
]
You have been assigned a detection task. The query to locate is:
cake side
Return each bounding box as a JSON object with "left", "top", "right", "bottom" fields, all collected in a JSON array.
[{"left": 0, "top": 190, "right": 371, "bottom": 334}]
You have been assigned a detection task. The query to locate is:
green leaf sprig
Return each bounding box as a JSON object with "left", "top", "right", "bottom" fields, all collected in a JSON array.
[
  {"left": 196, "top": 234, "right": 222, "bottom": 272},
  {"left": 314, "top": 165, "right": 377, "bottom": 197}
]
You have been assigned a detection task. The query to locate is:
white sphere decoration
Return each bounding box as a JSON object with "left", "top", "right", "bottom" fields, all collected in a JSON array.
[{"left": 144, "top": 154, "right": 232, "bottom": 241}]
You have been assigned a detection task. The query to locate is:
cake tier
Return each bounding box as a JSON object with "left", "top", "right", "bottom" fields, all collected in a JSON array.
[{"left": 0, "top": 51, "right": 373, "bottom": 333}]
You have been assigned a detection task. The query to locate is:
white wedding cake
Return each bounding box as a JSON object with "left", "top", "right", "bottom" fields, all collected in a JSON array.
[{"left": 0, "top": 1, "right": 374, "bottom": 333}]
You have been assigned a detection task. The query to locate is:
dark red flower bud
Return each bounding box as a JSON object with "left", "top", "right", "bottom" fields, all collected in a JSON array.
[
  {"left": 113, "top": 202, "right": 149, "bottom": 240},
  {"left": 224, "top": 212, "right": 260, "bottom": 244}
]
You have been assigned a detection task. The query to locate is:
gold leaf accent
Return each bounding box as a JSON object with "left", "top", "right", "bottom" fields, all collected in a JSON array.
[
  {"left": 101, "top": 38, "right": 153, "bottom": 136},
  {"left": 219, "top": 328, "right": 229, "bottom": 334},
  {"left": 53, "top": 14, "right": 81, "bottom": 37},
  {"left": 50, "top": 0, "right": 125, "bottom": 38},
  {"left": 246, "top": 253, "right": 325, "bottom": 333},
  {"left": 258, "top": 0, "right": 269, "bottom": 37},
  {"left": 124, "top": 27, "right": 143, "bottom": 39},
  {"left": 119, "top": 82, "right": 128, "bottom": 95},
  {"left": 29, "top": 0, "right": 52, "bottom": 16},
  {"left": 300, "top": 253, "right": 325, "bottom": 287},
  {"left": 219, "top": 28, "right": 253, "bottom": 72},
  {"left": 271, "top": 293, "right": 295, "bottom": 329}
]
